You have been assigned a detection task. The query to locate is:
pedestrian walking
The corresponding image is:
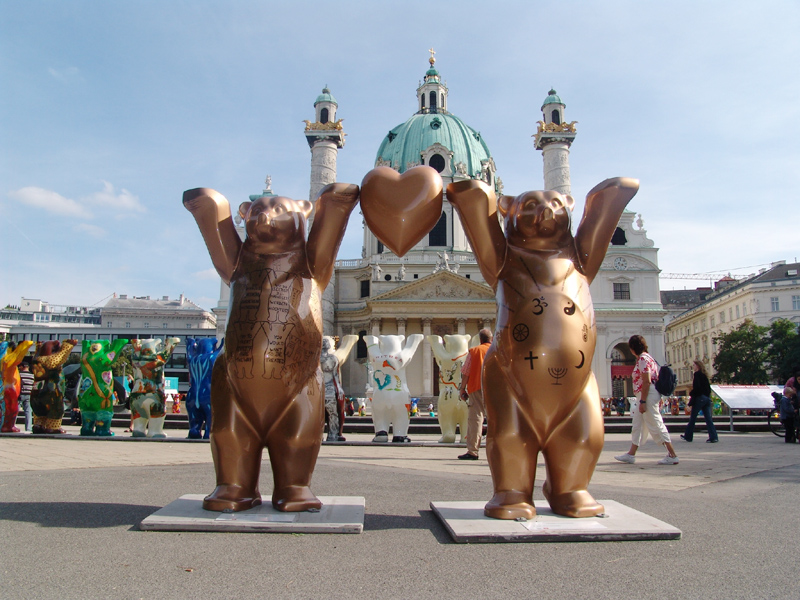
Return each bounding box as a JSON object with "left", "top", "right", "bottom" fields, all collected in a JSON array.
[{"left": 680, "top": 360, "right": 718, "bottom": 443}]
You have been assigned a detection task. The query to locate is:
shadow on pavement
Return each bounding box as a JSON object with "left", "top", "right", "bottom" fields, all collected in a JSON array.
[
  {"left": 364, "top": 510, "right": 452, "bottom": 543},
  {"left": 0, "top": 501, "right": 161, "bottom": 529}
]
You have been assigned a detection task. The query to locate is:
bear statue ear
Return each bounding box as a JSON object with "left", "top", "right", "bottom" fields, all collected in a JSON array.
[
  {"left": 498, "top": 195, "right": 515, "bottom": 218},
  {"left": 563, "top": 194, "right": 575, "bottom": 211},
  {"left": 296, "top": 200, "right": 313, "bottom": 219},
  {"left": 238, "top": 201, "right": 252, "bottom": 221}
]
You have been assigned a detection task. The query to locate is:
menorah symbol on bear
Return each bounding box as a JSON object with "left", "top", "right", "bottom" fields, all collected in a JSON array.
[{"left": 548, "top": 366, "right": 567, "bottom": 385}]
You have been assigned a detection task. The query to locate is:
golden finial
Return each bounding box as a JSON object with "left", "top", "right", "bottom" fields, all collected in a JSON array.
[{"left": 428, "top": 47, "right": 436, "bottom": 66}]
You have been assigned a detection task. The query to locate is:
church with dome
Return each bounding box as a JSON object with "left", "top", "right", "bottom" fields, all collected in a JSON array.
[{"left": 216, "top": 54, "right": 666, "bottom": 403}]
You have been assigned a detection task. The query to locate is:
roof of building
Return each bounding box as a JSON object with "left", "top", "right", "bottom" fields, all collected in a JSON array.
[
  {"left": 314, "top": 86, "right": 337, "bottom": 107},
  {"left": 103, "top": 295, "right": 207, "bottom": 312},
  {"left": 661, "top": 288, "right": 713, "bottom": 310},
  {"left": 542, "top": 88, "right": 564, "bottom": 109}
]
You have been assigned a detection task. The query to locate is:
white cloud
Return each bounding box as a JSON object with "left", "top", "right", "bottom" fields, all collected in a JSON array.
[
  {"left": 73, "top": 223, "right": 107, "bottom": 238},
  {"left": 194, "top": 267, "right": 219, "bottom": 281},
  {"left": 8, "top": 186, "right": 93, "bottom": 218},
  {"left": 48, "top": 66, "right": 82, "bottom": 84},
  {"left": 84, "top": 181, "right": 146, "bottom": 213}
]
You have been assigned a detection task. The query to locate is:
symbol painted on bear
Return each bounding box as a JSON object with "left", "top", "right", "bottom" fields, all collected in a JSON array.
[
  {"left": 374, "top": 371, "right": 392, "bottom": 390},
  {"left": 548, "top": 367, "right": 567, "bottom": 385},
  {"left": 513, "top": 323, "right": 529, "bottom": 342},
  {"left": 525, "top": 351, "right": 538, "bottom": 370},
  {"left": 531, "top": 297, "right": 548, "bottom": 316},
  {"left": 576, "top": 350, "right": 585, "bottom": 369},
  {"left": 582, "top": 324, "right": 589, "bottom": 342},
  {"left": 564, "top": 301, "right": 576, "bottom": 316}
]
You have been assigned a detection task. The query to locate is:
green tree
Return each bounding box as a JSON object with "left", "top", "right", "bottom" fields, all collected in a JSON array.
[
  {"left": 712, "top": 319, "right": 769, "bottom": 384},
  {"left": 111, "top": 345, "right": 133, "bottom": 378},
  {"left": 767, "top": 319, "right": 800, "bottom": 383}
]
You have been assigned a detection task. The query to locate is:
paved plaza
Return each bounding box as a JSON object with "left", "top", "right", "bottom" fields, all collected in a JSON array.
[{"left": 1, "top": 429, "right": 798, "bottom": 599}]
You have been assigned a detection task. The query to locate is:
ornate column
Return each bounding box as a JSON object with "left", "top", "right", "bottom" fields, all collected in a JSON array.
[
  {"left": 455, "top": 317, "right": 467, "bottom": 335},
  {"left": 421, "top": 317, "right": 433, "bottom": 396},
  {"left": 396, "top": 317, "right": 407, "bottom": 338},
  {"left": 482, "top": 317, "right": 494, "bottom": 332},
  {"left": 370, "top": 318, "right": 381, "bottom": 337}
]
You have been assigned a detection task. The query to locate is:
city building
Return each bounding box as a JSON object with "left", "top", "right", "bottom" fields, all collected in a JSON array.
[{"left": 665, "top": 261, "right": 800, "bottom": 393}]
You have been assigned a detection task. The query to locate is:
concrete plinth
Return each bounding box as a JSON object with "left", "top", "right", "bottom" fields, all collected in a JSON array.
[
  {"left": 140, "top": 494, "right": 365, "bottom": 534},
  {"left": 430, "top": 499, "right": 681, "bottom": 543}
]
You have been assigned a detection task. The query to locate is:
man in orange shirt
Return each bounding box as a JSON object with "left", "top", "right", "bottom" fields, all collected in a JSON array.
[{"left": 457, "top": 328, "right": 493, "bottom": 460}]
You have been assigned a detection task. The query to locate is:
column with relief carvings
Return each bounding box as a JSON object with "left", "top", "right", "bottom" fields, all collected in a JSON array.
[
  {"left": 370, "top": 318, "right": 381, "bottom": 337},
  {"left": 421, "top": 318, "right": 433, "bottom": 396},
  {"left": 455, "top": 317, "right": 467, "bottom": 335},
  {"left": 396, "top": 317, "right": 407, "bottom": 338}
]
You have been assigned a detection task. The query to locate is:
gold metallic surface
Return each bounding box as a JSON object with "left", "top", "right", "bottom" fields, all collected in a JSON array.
[
  {"left": 449, "top": 177, "right": 639, "bottom": 519},
  {"left": 303, "top": 119, "right": 344, "bottom": 131},
  {"left": 184, "top": 183, "right": 359, "bottom": 512},
  {"left": 360, "top": 166, "right": 443, "bottom": 257}
]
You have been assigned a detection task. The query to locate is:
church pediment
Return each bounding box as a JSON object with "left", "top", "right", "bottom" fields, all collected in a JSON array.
[{"left": 368, "top": 271, "right": 495, "bottom": 303}]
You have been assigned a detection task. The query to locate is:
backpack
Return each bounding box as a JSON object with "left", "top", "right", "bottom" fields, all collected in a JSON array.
[{"left": 654, "top": 362, "right": 677, "bottom": 396}]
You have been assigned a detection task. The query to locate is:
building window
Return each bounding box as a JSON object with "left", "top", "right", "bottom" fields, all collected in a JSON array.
[
  {"left": 695, "top": 340, "right": 700, "bottom": 357},
  {"left": 377, "top": 240, "right": 384, "bottom": 254},
  {"left": 360, "top": 280, "right": 370, "bottom": 298},
  {"left": 106, "top": 321, "right": 113, "bottom": 328},
  {"left": 693, "top": 322, "right": 699, "bottom": 333},
  {"left": 610, "top": 227, "right": 627, "bottom": 246},
  {"left": 144, "top": 322, "right": 150, "bottom": 328},
  {"left": 793, "top": 295, "right": 800, "bottom": 310},
  {"left": 771, "top": 297, "right": 780, "bottom": 311},
  {"left": 742, "top": 303, "right": 746, "bottom": 316},
  {"left": 613, "top": 282, "right": 630, "bottom": 300},
  {"left": 384, "top": 274, "right": 392, "bottom": 281},
  {"left": 729, "top": 308, "right": 733, "bottom": 321},
  {"left": 320, "top": 107, "right": 329, "bottom": 124},
  {"left": 163, "top": 322, "right": 168, "bottom": 329},
  {"left": 428, "top": 212, "right": 447, "bottom": 246},
  {"left": 466, "top": 274, "right": 470, "bottom": 279},
  {"left": 703, "top": 338, "right": 708, "bottom": 356},
  {"left": 710, "top": 315, "right": 715, "bottom": 327},
  {"left": 186, "top": 324, "right": 193, "bottom": 329},
  {"left": 719, "top": 311, "right": 725, "bottom": 323},
  {"left": 125, "top": 322, "right": 131, "bottom": 328},
  {"left": 356, "top": 330, "right": 368, "bottom": 359},
  {"left": 551, "top": 109, "right": 560, "bottom": 125},
  {"left": 735, "top": 305, "right": 740, "bottom": 319},
  {"left": 428, "top": 153, "right": 446, "bottom": 173},
  {"left": 702, "top": 318, "right": 707, "bottom": 330},
  {"left": 420, "top": 94, "right": 425, "bottom": 109}
]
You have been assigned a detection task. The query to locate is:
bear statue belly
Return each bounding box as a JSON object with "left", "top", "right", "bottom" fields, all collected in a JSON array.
[{"left": 226, "top": 252, "right": 323, "bottom": 401}]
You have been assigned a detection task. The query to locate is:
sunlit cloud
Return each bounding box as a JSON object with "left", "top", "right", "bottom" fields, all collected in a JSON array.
[
  {"left": 194, "top": 267, "right": 219, "bottom": 281},
  {"left": 74, "top": 223, "right": 107, "bottom": 238},
  {"left": 84, "top": 181, "right": 146, "bottom": 213},
  {"left": 8, "top": 186, "right": 93, "bottom": 218}
]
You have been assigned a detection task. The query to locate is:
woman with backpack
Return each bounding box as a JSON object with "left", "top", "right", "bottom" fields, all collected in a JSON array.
[
  {"left": 680, "top": 360, "right": 719, "bottom": 443},
  {"left": 615, "top": 335, "right": 679, "bottom": 465}
]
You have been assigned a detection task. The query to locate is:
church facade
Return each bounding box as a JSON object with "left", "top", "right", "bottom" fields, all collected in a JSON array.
[{"left": 218, "top": 55, "right": 666, "bottom": 401}]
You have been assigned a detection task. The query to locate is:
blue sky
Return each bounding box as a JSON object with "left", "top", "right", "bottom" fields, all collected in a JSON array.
[{"left": 2, "top": 0, "right": 799, "bottom": 310}]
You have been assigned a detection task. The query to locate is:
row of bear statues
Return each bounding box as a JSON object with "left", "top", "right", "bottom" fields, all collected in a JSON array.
[{"left": 184, "top": 163, "right": 639, "bottom": 521}]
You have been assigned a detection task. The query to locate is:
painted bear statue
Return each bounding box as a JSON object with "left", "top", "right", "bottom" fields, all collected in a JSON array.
[
  {"left": 78, "top": 339, "right": 129, "bottom": 436},
  {"left": 365, "top": 334, "right": 424, "bottom": 443},
  {"left": 1, "top": 340, "right": 35, "bottom": 432},
  {"left": 320, "top": 334, "right": 358, "bottom": 442},
  {"left": 185, "top": 337, "right": 224, "bottom": 439},
  {"left": 427, "top": 334, "right": 472, "bottom": 443},
  {"left": 129, "top": 337, "right": 180, "bottom": 438},
  {"left": 448, "top": 177, "right": 639, "bottom": 520},
  {"left": 183, "top": 182, "right": 359, "bottom": 512},
  {"left": 30, "top": 340, "right": 77, "bottom": 434}
]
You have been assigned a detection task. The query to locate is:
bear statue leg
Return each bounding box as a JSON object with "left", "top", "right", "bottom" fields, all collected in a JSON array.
[
  {"left": 482, "top": 355, "right": 538, "bottom": 520},
  {"left": 202, "top": 403, "right": 211, "bottom": 440},
  {"left": 203, "top": 356, "right": 262, "bottom": 512},
  {"left": 456, "top": 401, "right": 469, "bottom": 444},
  {"left": 2, "top": 391, "right": 20, "bottom": 432},
  {"left": 266, "top": 380, "right": 323, "bottom": 512},
  {"left": 541, "top": 379, "right": 605, "bottom": 518},
  {"left": 371, "top": 397, "right": 391, "bottom": 442},
  {"left": 187, "top": 404, "right": 202, "bottom": 439},
  {"left": 80, "top": 410, "right": 97, "bottom": 436},
  {"left": 390, "top": 400, "right": 411, "bottom": 441},
  {"left": 94, "top": 409, "right": 114, "bottom": 437},
  {"left": 437, "top": 395, "right": 457, "bottom": 443}
]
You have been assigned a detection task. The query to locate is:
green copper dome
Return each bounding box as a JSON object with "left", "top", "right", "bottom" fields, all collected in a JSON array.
[
  {"left": 542, "top": 88, "right": 563, "bottom": 109},
  {"left": 314, "top": 86, "right": 338, "bottom": 106},
  {"left": 375, "top": 112, "right": 493, "bottom": 179}
]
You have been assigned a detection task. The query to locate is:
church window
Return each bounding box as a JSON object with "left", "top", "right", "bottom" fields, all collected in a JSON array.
[
  {"left": 441, "top": 93, "right": 444, "bottom": 108},
  {"left": 320, "top": 108, "right": 329, "bottom": 124},
  {"left": 384, "top": 274, "right": 392, "bottom": 281},
  {"left": 360, "top": 280, "right": 370, "bottom": 298},
  {"left": 429, "top": 91, "right": 437, "bottom": 111},
  {"left": 611, "top": 227, "right": 627, "bottom": 245},
  {"left": 414, "top": 274, "right": 419, "bottom": 279},
  {"left": 428, "top": 153, "right": 445, "bottom": 173},
  {"left": 420, "top": 94, "right": 426, "bottom": 109},
  {"left": 551, "top": 110, "right": 561, "bottom": 125},
  {"left": 466, "top": 274, "right": 470, "bottom": 279},
  {"left": 377, "top": 240, "right": 384, "bottom": 254},
  {"left": 428, "top": 212, "right": 447, "bottom": 246},
  {"left": 356, "top": 331, "right": 368, "bottom": 359},
  {"left": 613, "top": 282, "right": 630, "bottom": 300}
]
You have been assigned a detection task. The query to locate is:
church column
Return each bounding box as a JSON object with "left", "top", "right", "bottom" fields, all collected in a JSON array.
[
  {"left": 370, "top": 318, "right": 381, "bottom": 337},
  {"left": 534, "top": 89, "right": 576, "bottom": 195},
  {"left": 483, "top": 317, "right": 494, "bottom": 332},
  {"left": 455, "top": 317, "right": 467, "bottom": 335},
  {"left": 396, "top": 317, "right": 407, "bottom": 337},
  {"left": 421, "top": 317, "right": 433, "bottom": 396}
]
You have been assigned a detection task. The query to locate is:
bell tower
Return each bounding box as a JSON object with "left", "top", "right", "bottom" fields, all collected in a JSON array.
[{"left": 533, "top": 89, "right": 576, "bottom": 195}]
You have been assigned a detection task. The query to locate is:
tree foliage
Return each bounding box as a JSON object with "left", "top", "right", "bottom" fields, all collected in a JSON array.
[
  {"left": 712, "top": 320, "right": 769, "bottom": 384},
  {"left": 767, "top": 319, "right": 800, "bottom": 383}
]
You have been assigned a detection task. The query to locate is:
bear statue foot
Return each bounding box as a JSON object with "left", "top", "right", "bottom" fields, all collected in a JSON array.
[
  {"left": 203, "top": 485, "right": 262, "bottom": 512},
  {"left": 484, "top": 491, "right": 536, "bottom": 520},
  {"left": 438, "top": 434, "right": 456, "bottom": 444},
  {"left": 188, "top": 429, "right": 202, "bottom": 440},
  {"left": 392, "top": 435, "right": 411, "bottom": 443},
  {"left": 372, "top": 430, "right": 389, "bottom": 443},
  {"left": 131, "top": 430, "right": 147, "bottom": 438},
  {"left": 31, "top": 424, "right": 45, "bottom": 434},
  {"left": 542, "top": 484, "right": 605, "bottom": 518},
  {"left": 272, "top": 486, "right": 322, "bottom": 512},
  {"left": 44, "top": 427, "right": 66, "bottom": 435}
]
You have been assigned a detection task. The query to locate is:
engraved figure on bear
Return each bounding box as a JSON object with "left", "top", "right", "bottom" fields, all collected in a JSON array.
[
  {"left": 449, "top": 177, "right": 639, "bottom": 520},
  {"left": 78, "top": 339, "right": 129, "bottom": 436},
  {"left": 185, "top": 337, "right": 224, "bottom": 439},
  {"left": 427, "top": 334, "right": 471, "bottom": 443},
  {"left": 183, "top": 182, "right": 359, "bottom": 513},
  {"left": 1, "top": 340, "right": 35, "bottom": 432},
  {"left": 129, "top": 337, "right": 179, "bottom": 438},
  {"left": 365, "top": 334, "right": 424, "bottom": 443},
  {"left": 30, "top": 340, "right": 76, "bottom": 434}
]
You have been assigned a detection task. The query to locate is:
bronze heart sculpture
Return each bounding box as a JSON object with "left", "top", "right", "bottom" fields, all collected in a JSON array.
[{"left": 360, "top": 166, "right": 443, "bottom": 257}]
